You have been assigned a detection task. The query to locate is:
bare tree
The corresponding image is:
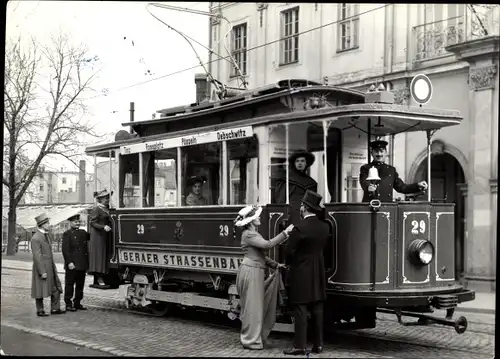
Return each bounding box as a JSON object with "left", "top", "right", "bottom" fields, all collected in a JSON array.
[{"left": 3, "top": 33, "right": 103, "bottom": 256}]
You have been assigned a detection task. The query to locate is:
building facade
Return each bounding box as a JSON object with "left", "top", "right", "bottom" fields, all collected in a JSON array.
[{"left": 208, "top": 3, "right": 499, "bottom": 292}]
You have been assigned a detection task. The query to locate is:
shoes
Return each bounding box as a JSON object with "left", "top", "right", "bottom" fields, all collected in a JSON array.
[
  {"left": 74, "top": 304, "right": 87, "bottom": 310},
  {"left": 312, "top": 346, "right": 323, "bottom": 354},
  {"left": 66, "top": 305, "right": 77, "bottom": 312},
  {"left": 283, "top": 348, "right": 307, "bottom": 355},
  {"left": 50, "top": 309, "right": 66, "bottom": 315},
  {"left": 37, "top": 311, "right": 49, "bottom": 317}
]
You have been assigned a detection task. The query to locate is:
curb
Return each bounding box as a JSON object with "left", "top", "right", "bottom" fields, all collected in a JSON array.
[
  {"left": 3, "top": 265, "right": 72, "bottom": 276},
  {"left": 1, "top": 321, "right": 140, "bottom": 357}
]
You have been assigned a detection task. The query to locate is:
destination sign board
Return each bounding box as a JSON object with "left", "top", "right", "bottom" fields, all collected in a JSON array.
[
  {"left": 118, "top": 249, "right": 243, "bottom": 274},
  {"left": 120, "top": 126, "right": 254, "bottom": 155}
]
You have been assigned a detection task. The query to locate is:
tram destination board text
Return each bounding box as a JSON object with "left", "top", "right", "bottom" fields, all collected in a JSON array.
[
  {"left": 121, "top": 126, "right": 253, "bottom": 155},
  {"left": 119, "top": 249, "right": 243, "bottom": 273}
]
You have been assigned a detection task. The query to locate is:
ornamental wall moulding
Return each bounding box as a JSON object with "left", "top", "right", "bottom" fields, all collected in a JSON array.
[
  {"left": 256, "top": 3, "right": 268, "bottom": 11},
  {"left": 469, "top": 65, "right": 498, "bottom": 91},
  {"left": 392, "top": 87, "right": 411, "bottom": 105},
  {"left": 490, "top": 178, "right": 498, "bottom": 194}
]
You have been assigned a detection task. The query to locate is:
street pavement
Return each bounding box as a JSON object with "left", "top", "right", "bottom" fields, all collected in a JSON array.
[
  {"left": 0, "top": 325, "right": 108, "bottom": 356},
  {"left": 1, "top": 258, "right": 495, "bottom": 358}
]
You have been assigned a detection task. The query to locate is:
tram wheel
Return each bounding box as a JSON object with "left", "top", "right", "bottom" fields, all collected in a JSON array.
[{"left": 150, "top": 301, "right": 170, "bottom": 317}]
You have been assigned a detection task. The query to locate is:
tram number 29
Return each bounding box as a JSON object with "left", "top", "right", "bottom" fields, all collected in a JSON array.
[
  {"left": 219, "top": 225, "right": 229, "bottom": 237},
  {"left": 411, "top": 220, "right": 426, "bottom": 235},
  {"left": 137, "top": 224, "right": 145, "bottom": 235}
]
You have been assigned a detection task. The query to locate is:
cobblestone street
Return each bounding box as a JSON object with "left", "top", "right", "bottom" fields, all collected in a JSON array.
[{"left": 0, "top": 264, "right": 495, "bottom": 358}]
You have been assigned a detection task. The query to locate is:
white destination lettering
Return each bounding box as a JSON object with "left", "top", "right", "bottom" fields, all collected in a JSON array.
[{"left": 119, "top": 249, "right": 243, "bottom": 273}]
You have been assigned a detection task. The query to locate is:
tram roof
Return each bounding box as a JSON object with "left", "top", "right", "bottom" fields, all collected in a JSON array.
[{"left": 85, "top": 102, "right": 462, "bottom": 156}]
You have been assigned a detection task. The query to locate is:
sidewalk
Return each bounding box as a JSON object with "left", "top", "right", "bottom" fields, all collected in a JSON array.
[{"left": 1, "top": 257, "right": 495, "bottom": 315}]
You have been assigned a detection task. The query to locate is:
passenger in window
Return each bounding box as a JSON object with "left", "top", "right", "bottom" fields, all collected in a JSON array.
[
  {"left": 359, "top": 140, "right": 428, "bottom": 202},
  {"left": 185, "top": 176, "right": 208, "bottom": 206},
  {"left": 275, "top": 150, "right": 318, "bottom": 225}
]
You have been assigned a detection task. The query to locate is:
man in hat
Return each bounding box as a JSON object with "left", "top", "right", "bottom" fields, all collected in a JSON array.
[
  {"left": 31, "top": 213, "right": 65, "bottom": 316},
  {"left": 62, "top": 214, "right": 90, "bottom": 311},
  {"left": 283, "top": 190, "right": 328, "bottom": 356},
  {"left": 89, "top": 189, "right": 113, "bottom": 288},
  {"left": 185, "top": 176, "right": 208, "bottom": 206},
  {"left": 360, "top": 140, "right": 428, "bottom": 202},
  {"left": 275, "top": 149, "right": 318, "bottom": 225}
]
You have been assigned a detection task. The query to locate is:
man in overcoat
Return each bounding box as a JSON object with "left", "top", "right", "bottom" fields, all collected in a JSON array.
[
  {"left": 31, "top": 213, "right": 65, "bottom": 317},
  {"left": 359, "top": 140, "right": 428, "bottom": 202},
  {"left": 62, "top": 214, "right": 90, "bottom": 311},
  {"left": 89, "top": 189, "right": 113, "bottom": 289},
  {"left": 283, "top": 190, "right": 329, "bottom": 355},
  {"left": 275, "top": 149, "right": 318, "bottom": 225}
]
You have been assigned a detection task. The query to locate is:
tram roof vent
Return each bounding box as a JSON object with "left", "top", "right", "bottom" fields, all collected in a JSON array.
[{"left": 365, "top": 90, "right": 395, "bottom": 104}]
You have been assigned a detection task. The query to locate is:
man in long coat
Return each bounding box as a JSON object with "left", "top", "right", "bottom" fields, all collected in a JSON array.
[
  {"left": 275, "top": 149, "right": 318, "bottom": 225},
  {"left": 283, "top": 190, "right": 329, "bottom": 355},
  {"left": 359, "top": 140, "right": 428, "bottom": 202},
  {"left": 62, "top": 213, "right": 90, "bottom": 311},
  {"left": 31, "top": 213, "right": 65, "bottom": 317},
  {"left": 89, "top": 189, "right": 113, "bottom": 289}
]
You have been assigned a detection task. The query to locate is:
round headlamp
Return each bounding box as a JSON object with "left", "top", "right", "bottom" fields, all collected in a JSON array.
[{"left": 408, "top": 239, "right": 434, "bottom": 265}]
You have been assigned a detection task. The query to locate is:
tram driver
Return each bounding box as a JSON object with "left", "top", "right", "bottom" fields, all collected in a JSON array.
[
  {"left": 275, "top": 149, "right": 318, "bottom": 225},
  {"left": 359, "top": 140, "right": 428, "bottom": 202},
  {"left": 185, "top": 176, "right": 208, "bottom": 206}
]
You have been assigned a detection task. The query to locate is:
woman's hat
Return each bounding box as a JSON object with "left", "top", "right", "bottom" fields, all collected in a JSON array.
[
  {"left": 95, "top": 189, "right": 113, "bottom": 199},
  {"left": 289, "top": 149, "right": 315, "bottom": 167},
  {"left": 301, "top": 190, "right": 323, "bottom": 212},
  {"left": 35, "top": 213, "right": 50, "bottom": 226},
  {"left": 234, "top": 205, "right": 263, "bottom": 227},
  {"left": 187, "top": 175, "right": 206, "bottom": 186}
]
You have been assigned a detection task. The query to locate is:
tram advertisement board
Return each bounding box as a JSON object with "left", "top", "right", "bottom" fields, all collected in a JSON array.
[
  {"left": 121, "top": 126, "right": 254, "bottom": 155},
  {"left": 118, "top": 248, "right": 243, "bottom": 274}
]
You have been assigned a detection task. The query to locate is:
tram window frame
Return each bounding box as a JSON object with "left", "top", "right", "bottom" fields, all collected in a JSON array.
[
  {"left": 140, "top": 148, "right": 178, "bottom": 208},
  {"left": 182, "top": 142, "right": 222, "bottom": 206},
  {"left": 92, "top": 150, "right": 119, "bottom": 208},
  {"left": 226, "top": 134, "right": 259, "bottom": 205}
]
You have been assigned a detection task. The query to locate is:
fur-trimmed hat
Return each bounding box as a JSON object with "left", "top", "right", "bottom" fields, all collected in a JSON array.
[
  {"left": 187, "top": 175, "right": 206, "bottom": 186},
  {"left": 289, "top": 149, "right": 315, "bottom": 167}
]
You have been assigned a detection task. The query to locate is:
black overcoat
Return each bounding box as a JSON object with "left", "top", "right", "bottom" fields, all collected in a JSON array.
[
  {"left": 62, "top": 228, "right": 90, "bottom": 271},
  {"left": 285, "top": 216, "right": 328, "bottom": 304},
  {"left": 275, "top": 167, "right": 318, "bottom": 225},
  {"left": 88, "top": 205, "right": 112, "bottom": 274},
  {"left": 359, "top": 161, "right": 421, "bottom": 202}
]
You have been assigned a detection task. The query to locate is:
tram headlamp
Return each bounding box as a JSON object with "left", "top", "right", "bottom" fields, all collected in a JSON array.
[{"left": 408, "top": 239, "right": 434, "bottom": 265}]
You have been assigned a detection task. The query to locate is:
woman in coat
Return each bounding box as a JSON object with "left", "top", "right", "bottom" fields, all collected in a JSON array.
[
  {"left": 88, "top": 189, "right": 113, "bottom": 288},
  {"left": 275, "top": 150, "right": 318, "bottom": 225},
  {"left": 235, "top": 205, "right": 294, "bottom": 350}
]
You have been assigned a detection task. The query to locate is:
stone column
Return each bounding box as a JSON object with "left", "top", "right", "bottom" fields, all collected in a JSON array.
[{"left": 446, "top": 36, "right": 499, "bottom": 292}]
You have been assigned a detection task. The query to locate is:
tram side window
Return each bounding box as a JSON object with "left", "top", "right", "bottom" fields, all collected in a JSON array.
[
  {"left": 119, "top": 153, "right": 140, "bottom": 208},
  {"left": 227, "top": 135, "right": 259, "bottom": 205},
  {"left": 144, "top": 149, "right": 177, "bottom": 207},
  {"left": 182, "top": 143, "right": 221, "bottom": 206}
]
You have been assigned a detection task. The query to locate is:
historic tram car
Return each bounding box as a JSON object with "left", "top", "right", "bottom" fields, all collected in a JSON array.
[{"left": 85, "top": 79, "right": 475, "bottom": 334}]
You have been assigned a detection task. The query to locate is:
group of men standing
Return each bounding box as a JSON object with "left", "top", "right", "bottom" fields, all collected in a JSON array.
[{"left": 30, "top": 189, "right": 113, "bottom": 316}]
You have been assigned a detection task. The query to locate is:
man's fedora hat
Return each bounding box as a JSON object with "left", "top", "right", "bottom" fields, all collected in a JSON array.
[
  {"left": 301, "top": 190, "right": 323, "bottom": 212},
  {"left": 35, "top": 213, "right": 50, "bottom": 227},
  {"left": 67, "top": 214, "right": 81, "bottom": 222},
  {"left": 369, "top": 140, "right": 388, "bottom": 150},
  {"left": 289, "top": 149, "right": 315, "bottom": 167},
  {"left": 95, "top": 189, "right": 113, "bottom": 199},
  {"left": 187, "top": 175, "right": 206, "bottom": 186}
]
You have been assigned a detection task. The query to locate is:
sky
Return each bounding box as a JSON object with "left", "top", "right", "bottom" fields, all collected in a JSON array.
[{"left": 5, "top": 0, "right": 211, "bottom": 174}]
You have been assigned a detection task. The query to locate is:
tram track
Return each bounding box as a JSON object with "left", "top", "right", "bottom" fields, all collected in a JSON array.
[{"left": 2, "top": 281, "right": 494, "bottom": 357}]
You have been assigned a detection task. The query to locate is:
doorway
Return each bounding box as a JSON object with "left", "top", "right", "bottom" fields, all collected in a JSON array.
[{"left": 414, "top": 153, "right": 466, "bottom": 282}]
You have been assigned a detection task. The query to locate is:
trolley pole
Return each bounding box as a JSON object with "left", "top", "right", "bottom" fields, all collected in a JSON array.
[{"left": 129, "top": 102, "right": 135, "bottom": 134}]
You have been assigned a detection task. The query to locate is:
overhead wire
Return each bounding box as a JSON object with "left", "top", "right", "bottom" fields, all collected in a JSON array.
[{"left": 81, "top": 3, "right": 392, "bottom": 101}]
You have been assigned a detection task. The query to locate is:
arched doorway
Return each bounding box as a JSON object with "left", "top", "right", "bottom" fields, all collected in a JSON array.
[{"left": 413, "top": 153, "right": 466, "bottom": 282}]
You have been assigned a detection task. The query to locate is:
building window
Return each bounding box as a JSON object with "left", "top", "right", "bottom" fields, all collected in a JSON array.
[
  {"left": 231, "top": 23, "right": 247, "bottom": 76},
  {"left": 280, "top": 7, "right": 299, "bottom": 65},
  {"left": 39, "top": 184, "right": 44, "bottom": 191},
  {"left": 62, "top": 177, "right": 67, "bottom": 184},
  {"left": 69, "top": 188, "right": 73, "bottom": 193},
  {"left": 337, "top": 3, "right": 359, "bottom": 52}
]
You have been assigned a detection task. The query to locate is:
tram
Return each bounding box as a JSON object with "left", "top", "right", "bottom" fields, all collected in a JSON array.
[{"left": 85, "top": 79, "right": 475, "bottom": 334}]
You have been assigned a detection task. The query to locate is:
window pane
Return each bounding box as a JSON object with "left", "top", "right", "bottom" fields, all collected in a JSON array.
[
  {"left": 182, "top": 143, "right": 221, "bottom": 206},
  {"left": 227, "top": 136, "right": 259, "bottom": 205},
  {"left": 151, "top": 149, "right": 177, "bottom": 207}
]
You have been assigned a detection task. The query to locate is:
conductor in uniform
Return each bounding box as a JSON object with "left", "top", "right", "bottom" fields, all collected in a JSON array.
[
  {"left": 360, "top": 140, "right": 428, "bottom": 202},
  {"left": 283, "top": 190, "right": 329, "bottom": 355},
  {"left": 62, "top": 214, "right": 90, "bottom": 311}
]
